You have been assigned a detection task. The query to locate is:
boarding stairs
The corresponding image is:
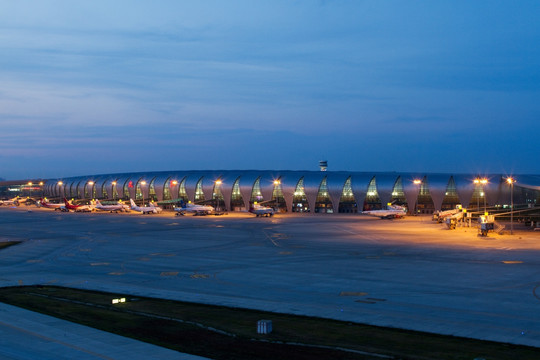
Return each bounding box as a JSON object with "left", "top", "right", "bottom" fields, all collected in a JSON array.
[{"left": 493, "top": 221, "right": 505, "bottom": 234}]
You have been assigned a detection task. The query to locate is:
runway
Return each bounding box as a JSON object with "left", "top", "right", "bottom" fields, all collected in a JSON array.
[{"left": 1, "top": 207, "right": 540, "bottom": 350}]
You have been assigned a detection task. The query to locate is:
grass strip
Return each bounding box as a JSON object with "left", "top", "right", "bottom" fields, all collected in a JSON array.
[
  {"left": 0, "top": 241, "right": 21, "bottom": 250},
  {"left": 0, "top": 285, "right": 538, "bottom": 360}
]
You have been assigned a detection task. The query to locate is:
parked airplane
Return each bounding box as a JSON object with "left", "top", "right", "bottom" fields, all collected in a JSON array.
[
  {"left": 63, "top": 198, "right": 94, "bottom": 212},
  {"left": 0, "top": 196, "right": 21, "bottom": 206},
  {"left": 362, "top": 204, "right": 407, "bottom": 219},
  {"left": 15, "top": 197, "right": 31, "bottom": 205},
  {"left": 130, "top": 199, "right": 162, "bottom": 214},
  {"left": 38, "top": 198, "right": 66, "bottom": 211},
  {"left": 249, "top": 203, "right": 275, "bottom": 217},
  {"left": 432, "top": 205, "right": 462, "bottom": 223},
  {"left": 174, "top": 201, "right": 214, "bottom": 216},
  {"left": 93, "top": 200, "right": 130, "bottom": 213}
]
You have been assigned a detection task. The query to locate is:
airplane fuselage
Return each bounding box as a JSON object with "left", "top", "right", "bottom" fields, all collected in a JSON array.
[
  {"left": 130, "top": 199, "right": 162, "bottom": 214},
  {"left": 174, "top": 203, "right": 214, "bottom": 216}
]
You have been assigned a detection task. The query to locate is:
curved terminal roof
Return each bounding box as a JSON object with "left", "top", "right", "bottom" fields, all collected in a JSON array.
[{"left": 43, "top": 171, "right": 540, "bottom": 213}]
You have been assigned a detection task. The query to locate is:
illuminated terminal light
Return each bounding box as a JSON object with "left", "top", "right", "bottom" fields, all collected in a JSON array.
[
  {"left": 40, "top": 171, "right": 538, "bottom": 215},
  {"left": 112, "top": 297, "right": 126, "bottom": 304},
  {"left": 474, "top": 177, "right": 488, "bottom": 185}
]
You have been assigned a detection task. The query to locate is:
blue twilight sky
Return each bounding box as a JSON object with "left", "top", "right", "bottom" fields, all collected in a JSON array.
[{"left": 1, "top": 1, "right": 539, "bottom": 180}]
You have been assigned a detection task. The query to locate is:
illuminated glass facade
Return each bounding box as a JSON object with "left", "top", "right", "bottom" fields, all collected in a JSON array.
[
  {"left": 390, "top": 176, "right": 408, "bottom": 209},
  {"left": 416, "top": 176, "right": 435, "bottom": 214},
  {"left": 292, "top": 177, "right": 309, "bottom": 212},
  {"left": 123, "top": 179, "right": 131, "bottom": 200},
  {"left": 177, "top": 178, "right": 188, "bottom": 202},
  {"left": 149, "top": 177, "right": 157, "bottom": 202},
  {"left": 231, "top": 177, "right": 245, "bottom": 211},
  {"left": 163, "top": 177, "right": 172, "bottom": 201},
  {"left": 338, "top": 177, "right": 357, "bottom": 213},
  {"left": 112, "top": 181, "right": 119, "bottom": 200},
  {"left": 212, "top": 180, "right": 225, "bottom": 210},
  {"left": 38, "top": 171, "right": 539, "bottom": 215},
  {"left": 101, "top": 180, "right": 108, "bottom": 199},
  {"left": 315, "top": 177, "right": 333, "bottom": 213},
  {"left": 271, "top": 179, "right": 287, "bottom": 212},
  {"left": 441, "top": 176, "right": 460, "bottom": 210},
  {"left": 250, "top": 177, "right": 263, "bottom": 204},
  {"left": 363, "top": 177, "right": 382, "bottom": 211},
  {"left": 195, "top": 178, "right": 205, "bottom": 202}
]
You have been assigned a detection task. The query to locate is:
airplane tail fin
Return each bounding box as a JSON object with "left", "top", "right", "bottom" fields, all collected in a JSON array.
[{"left": 129, "top": 198, "right": 136, "bottom": 207}]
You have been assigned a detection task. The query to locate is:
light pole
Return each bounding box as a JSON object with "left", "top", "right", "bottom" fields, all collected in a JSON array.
[
  {"left": 57, "top": 181, "right": 63, "bottom": 200},
  {"left": 171, "top": 180, "right": 178, "bottom": 207},
  {"left": 480, "top": 178, "right": 488, "bottom": 214},
  {"left": 214, "top": 180, "right": 222, "bottom": 211},
  {"left": 473, "top": 178, "right": 488, "bottom": 214},
  {"left": 474, "top": 178, "right": 480, "bottom": 211},
  {"left": 112, "top": 181, "right": 117, "bottom": 201},
  {"left": 274, "top": 179, "right": 280, "bottom": 212},
  {"left": 413, "top": 179, "right": 422, "bottom": 215},
  {"left": 87, "top": 181, "right": 94, "bottom": 201},
  {"left": 140, "top": 181, "right": 146, "bottom": 206},
  {"left": 506, "top": 177, "right": 515, "bottom": 235}
]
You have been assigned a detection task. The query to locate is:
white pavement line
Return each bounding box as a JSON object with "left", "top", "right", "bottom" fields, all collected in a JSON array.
[{"left": 262, "top": 230, "right": 281, "bottom": 247}]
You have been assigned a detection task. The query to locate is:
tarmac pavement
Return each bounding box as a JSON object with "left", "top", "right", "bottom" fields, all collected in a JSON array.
[
  {"left": 0, "top": 301, "right": 207, "bottom": 360},
  {"left": 1, "top": 207, "right": 540, "bottom": 356}
]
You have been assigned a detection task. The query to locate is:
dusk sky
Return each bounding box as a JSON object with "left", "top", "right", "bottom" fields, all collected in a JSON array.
[{"left": 1, "top": 1, "right": 539, "bottom": 180}]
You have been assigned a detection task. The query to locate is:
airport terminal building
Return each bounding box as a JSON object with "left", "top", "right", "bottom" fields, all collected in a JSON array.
[{"left": 40, "top": 170, "right": 540, "bottom": 214}]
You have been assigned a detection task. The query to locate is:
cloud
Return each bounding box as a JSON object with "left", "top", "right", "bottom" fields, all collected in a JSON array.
[{"left": 0, "top": 1, "right": 539, "bottom": 179}]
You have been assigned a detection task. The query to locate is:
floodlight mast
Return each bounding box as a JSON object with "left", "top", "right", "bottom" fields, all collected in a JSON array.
[
  {"left": 140, "top": 181, "right": 146, "bottom": 206},
  {"left": 473, "top": 178, "right": 488, "bottom": 214},
  {"left": 413, "top": 179, "right": 421, "bottom": 215},
  {"left": 112, "top": 181, "right": 117, "bottom": 201},
  {"left": 506, "top": 177, "right": 516, "bottom": 235}
]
